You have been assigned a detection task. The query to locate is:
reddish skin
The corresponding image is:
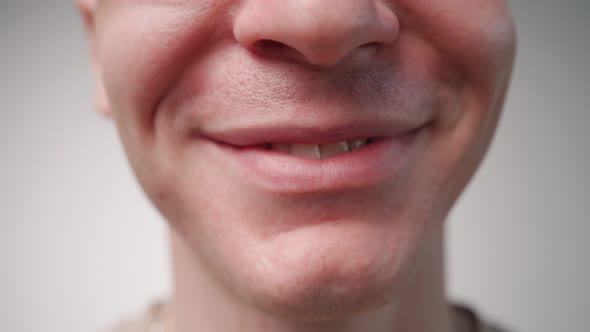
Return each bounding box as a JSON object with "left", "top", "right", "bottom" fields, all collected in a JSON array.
[{"left": 78, "top": 0, "right": 515, "bottom": 331}]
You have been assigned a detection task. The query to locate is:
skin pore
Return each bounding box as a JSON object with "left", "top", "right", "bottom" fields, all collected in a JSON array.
[{"left": 77, "top": 0, "right": 516, "bottom": 331}]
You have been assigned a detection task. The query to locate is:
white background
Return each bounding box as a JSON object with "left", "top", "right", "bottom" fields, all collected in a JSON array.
[{"left": 1, "top": 1, "right": 588, "bottom": 331}]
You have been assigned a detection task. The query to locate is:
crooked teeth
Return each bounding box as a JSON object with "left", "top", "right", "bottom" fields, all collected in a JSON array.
[
  {"left": 348, "top": 139, "right": 369, "bottom": 151},
  {"left": 269, "top": 139, "right": 371, "bottom": 159},
  {"left": 290, "top": 144, "right": 321, "bottom": 159},
  {"left": 321, "top": 141, "right": 349, "bottom": 159}
]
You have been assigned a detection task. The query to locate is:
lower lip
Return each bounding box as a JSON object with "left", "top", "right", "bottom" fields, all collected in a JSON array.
[{"left": 206, "top": 129, "right": 424, "bottom": 194}]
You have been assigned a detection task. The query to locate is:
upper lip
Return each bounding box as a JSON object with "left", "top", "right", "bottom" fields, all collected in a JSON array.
[{"left": 200, "top": 118, "right": 426, "bottom": 147}]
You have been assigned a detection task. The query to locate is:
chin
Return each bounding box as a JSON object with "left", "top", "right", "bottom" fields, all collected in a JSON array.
[
  {"left": 242, "top": 255, "right": 409, "bottom": 322},
  {"left": 226, "top": 218, "right": 426, "bottom": 322},
  {"left": 160, "top": 162, "right": 442, "bottom": 322},
  {"left": 248, "top": 270, "right": 401, "bottom": 321}
]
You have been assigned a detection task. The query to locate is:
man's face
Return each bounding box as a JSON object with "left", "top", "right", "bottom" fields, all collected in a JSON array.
[{"left": 85, "top": 0, "right": 515, "bottom": 319}]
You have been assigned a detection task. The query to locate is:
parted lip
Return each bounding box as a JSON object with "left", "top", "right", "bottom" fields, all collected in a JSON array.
[{"left": 200, "top": 118, "right": 425, "bottom": 147}]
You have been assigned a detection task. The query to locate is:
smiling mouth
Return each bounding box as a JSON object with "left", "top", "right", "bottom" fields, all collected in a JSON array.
[
  {"left": 256, "top": 138, "right": 378, "bottom": 159},
  {"left": 200, "top": 124, "right": 427, "bottom": 194}
]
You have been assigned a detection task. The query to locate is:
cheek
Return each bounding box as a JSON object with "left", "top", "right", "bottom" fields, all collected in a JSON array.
[
  {"left": 390, "top": 0, "right": 516, "bottom": 214},
  {"left": 395, "top": 0, "right": 516, "bottom": 91},
  {"left": 96, "top": 3, "right": 226, "bottom": 140}
]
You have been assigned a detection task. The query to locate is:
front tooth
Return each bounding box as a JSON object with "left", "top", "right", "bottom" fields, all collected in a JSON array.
[
  {"left": 320, "top": 141, "right": 349, "bottom": 159},
  {"left": 290, "top": 144, "right": 321, "bottom": 159},
  {"left": 348, "top": 139, "right": 369, "bottom": 151}
]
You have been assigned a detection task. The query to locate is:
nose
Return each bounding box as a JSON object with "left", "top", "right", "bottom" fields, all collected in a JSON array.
[{"left": 233, "top": 0, "right": 400, "bottom": 66}]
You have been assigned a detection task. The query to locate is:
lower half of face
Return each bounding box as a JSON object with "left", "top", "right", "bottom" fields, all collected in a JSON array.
[{"left": 95, "top": 0, "right": 515, "bottom": 320}]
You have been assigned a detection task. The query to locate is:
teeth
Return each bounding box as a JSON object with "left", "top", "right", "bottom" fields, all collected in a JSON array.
[
  {"left": 269, "top": 139, "right": 371, "bottom": 159},
  {"left": 348, "top": 139, "right": 369, "bottom": 151},
  {"left": 320, "top": 141, "right": 349, "bottom": 158},
  {"left": 290, "top": 144, "right": 321, "bottom": 159}
]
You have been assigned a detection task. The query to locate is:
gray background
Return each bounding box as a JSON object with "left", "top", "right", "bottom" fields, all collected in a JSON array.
[{"left": 1, "top": 1, "right": 588, "bottom": 331}]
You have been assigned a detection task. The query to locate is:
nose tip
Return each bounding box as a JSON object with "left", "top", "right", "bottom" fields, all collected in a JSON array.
[{"left": 234, "top": 0, "right": 400, "bottom": 66}]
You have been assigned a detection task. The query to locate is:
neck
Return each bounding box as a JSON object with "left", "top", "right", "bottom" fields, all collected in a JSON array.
[{"left": 166, "top": 224, "right": 452, "bottom": 332}]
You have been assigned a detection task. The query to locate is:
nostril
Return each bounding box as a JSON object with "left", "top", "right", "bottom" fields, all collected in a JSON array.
[
  {"left": 252, "top": 39, "right": 305, "bottom": 61},
  {"left": 361, "top": 42, "right": 380, "bottom": 49},
  {"left": 359, "top": 41, "right": 382, "bottom": 54},
  {"left": 257, "top": 39, "right": 287, "bottom": 51},
  {"left": 234, "top": 0, "right": 400, "bottom": 67}
]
